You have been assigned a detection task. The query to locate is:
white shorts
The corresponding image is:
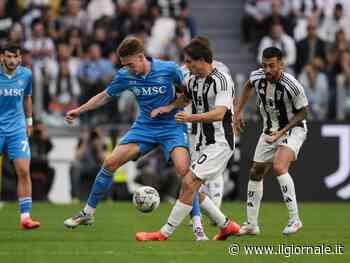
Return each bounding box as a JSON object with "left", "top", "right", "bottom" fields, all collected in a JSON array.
[
  {"left": 191, "top": 143, "right": 233, "bottom": 181},
  {"left": 253, "top": 126, "right": 307, "bottom": 163}
]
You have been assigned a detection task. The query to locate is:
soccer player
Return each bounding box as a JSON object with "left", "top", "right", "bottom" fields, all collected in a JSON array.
[
  {"left": 136, "top": 39, "right": 240, "bottom": 241},
  {"left": 234, "top": 47, "right": 308, "bottom": 235},
  {"left": 0, "top": 42, "right": 40, "bottom": 229},
  {"left": 182, "top": 36, "right": 231, "bottom": 210},
  {"left": 63, "top": 37, "right": 206, "bottom": 240}
]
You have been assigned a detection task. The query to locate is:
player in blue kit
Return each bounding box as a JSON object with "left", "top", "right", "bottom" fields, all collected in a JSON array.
[
  {"left": 63, "top": 37, "right": 208, "bottom": 240},
  {"left": 0, "top": 42, "right": 40, "bottom": 230}
]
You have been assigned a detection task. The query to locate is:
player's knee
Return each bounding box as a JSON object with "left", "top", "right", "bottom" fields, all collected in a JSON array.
[
  {"left": 249, "top": 166, "right": 263, "bottom": 181},
  {"left": 16, "top": 166, "right": 30, "bottom": 179},
  {"left": 273, "top": 162, "right": 288, "bottom": 175},
  {"left": 103, "top": 157, "right": 119, "bottom": 173}
]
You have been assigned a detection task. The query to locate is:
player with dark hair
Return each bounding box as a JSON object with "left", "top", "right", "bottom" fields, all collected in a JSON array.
[{"left": 234, "top": 47, "right": 309, "bottom": 235}]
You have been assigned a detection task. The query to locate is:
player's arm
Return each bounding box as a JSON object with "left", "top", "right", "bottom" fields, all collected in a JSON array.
[
  {"left": 266, "top": 106, "right": 308, "bottom": 144},
  {"left": 176, "top": 105, "right": 228, "bottom": 123},
  {"left": 65, "top": 91, "right": 111, "bottom": 124},
  {"left": 234, "top": 80, "right": 255, "bottom": 134},
  {"left": 23, "top": 95, "right": 33, "bottom": 136},
  {"left": 150, "top": 92, "right": 191, "bottom": 118}
]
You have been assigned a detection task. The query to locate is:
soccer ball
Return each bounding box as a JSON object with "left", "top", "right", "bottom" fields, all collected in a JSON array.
[{"left": 133, "top": 186, "right": 160, "bottom": 213}]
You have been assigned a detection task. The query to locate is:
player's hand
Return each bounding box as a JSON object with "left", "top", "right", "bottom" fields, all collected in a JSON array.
[
  {"left": 65, "top": 108, "right": 80, "bottom": 124},
  {"left": 265, "top": 131, "right": 283, "bottom": 144},
  {"left": 150, "top": 105, "right": 173, "bottom": 118},
  {"left": 233, "top": 113, "right": 245, "bottom": 135},
  {"left": 27, "top": 126, "right": 33, "bottom": 137},
  {"left": 175, "top": 111, "right": 190, "bottom": 123}
]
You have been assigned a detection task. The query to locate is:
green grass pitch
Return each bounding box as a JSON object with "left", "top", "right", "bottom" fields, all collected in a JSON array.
[{"left": 0, "top": 202, "right": 349, "bottom": 263}]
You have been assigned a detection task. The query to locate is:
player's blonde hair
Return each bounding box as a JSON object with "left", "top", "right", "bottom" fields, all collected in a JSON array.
[{"left": 117, "top": 37, "right": 145, "bottom": 58}]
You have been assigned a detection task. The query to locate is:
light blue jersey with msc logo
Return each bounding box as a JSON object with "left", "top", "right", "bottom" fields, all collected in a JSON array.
[
  {"left": 106, "top": 58, "right": 188, "bottom": 160},
  {"left": 0, "top": 65, "right": 32, "bottom": 159}
]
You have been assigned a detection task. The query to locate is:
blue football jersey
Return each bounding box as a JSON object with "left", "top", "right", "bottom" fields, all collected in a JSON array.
[
  {"left": 106, "top": 58, "right": 184, "bottom": 126},
  {"left": 0, "top": 65, "right": 32, "bottom": 135}
]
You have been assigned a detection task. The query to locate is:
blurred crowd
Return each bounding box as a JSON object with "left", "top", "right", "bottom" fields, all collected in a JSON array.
[
  {"left": 0, "top": 0, "right": 196, "bottom": 127},
  {"left": 242, "top": 0, "right": 350, "bottom": 120},
  {"left": 1, "top": 0, "right": 199, "bottom": 202}
]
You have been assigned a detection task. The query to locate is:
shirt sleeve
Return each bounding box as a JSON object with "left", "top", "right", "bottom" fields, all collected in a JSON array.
[
  {"left": 105, "top": 73, "right": 127, "bottom": 97},
  {"left": 293, "top": 85, "right": 309, "bottom": 110},
  {"left": 24, "top": 71, "right": 33, "bottom": 96},
  {"left": 286, "top": 76, "right": 309, "bottom": 110},
  {"left": 215, "top": 75, "right": 234, "bottom": 108},
  {"left": 173, "top": 63, "right": 185, "bottom": 89}
]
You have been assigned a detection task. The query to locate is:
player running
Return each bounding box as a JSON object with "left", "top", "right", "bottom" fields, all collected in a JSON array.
[
  {"left": 234, "top": 47, "right": 309, "bottom": 235},
  {"left": 0, "top": 42, "right": 40, "bottom": 230},
  {"left": 136, "top": 39, "right": 240, "bottom": 241},
  {"left": 63, "top": 37, "right": 207, "bottom": 240}
]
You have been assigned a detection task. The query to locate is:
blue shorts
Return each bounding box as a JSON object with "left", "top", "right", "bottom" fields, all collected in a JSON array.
[
  {"left": 119, "top": 123, "right": 189, "bottom": 161},
  {"left": 0, "top": 131, "right": 31, "bottom": 160}
]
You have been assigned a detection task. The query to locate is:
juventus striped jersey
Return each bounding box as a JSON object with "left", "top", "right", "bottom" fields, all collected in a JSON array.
[
  {"left": 249, "top": 68, "right": 309, "bottom": 134},
  {"left": 182, "top": 60, "right": 231, "bottom": 136},
  {"left": 184, "top": 68, "right": 235, "bottom": 151}
]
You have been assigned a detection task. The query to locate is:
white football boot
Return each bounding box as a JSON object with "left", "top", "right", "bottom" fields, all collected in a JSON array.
[
  {"left": 282, "top": 219, "right": 303, "bottom": 235},
  {"left": 237, "top": 222, "right": 260, "bottom": 236},
  {"left": 64, "top": 211, "right": 95, "bottom": 229}
]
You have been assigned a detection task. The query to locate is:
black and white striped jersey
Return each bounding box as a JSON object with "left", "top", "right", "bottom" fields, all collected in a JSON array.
[
  {"left": 182, "top": 60, "right": 231, "bottom": 137},
  {"left": 249, "top": 68, "right": 309, "bottom": 134},
  {"left": 184, "top": 68, "right": 235, "bottom": 150}
]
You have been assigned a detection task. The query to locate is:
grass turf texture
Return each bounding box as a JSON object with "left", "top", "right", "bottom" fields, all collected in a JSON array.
[{"left": 0, "top": 202, "right": 348, "bottom": 263}]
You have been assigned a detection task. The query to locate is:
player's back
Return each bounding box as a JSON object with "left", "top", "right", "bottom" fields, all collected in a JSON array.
[{"left": 0, "top": 65, "right": 32, "bottom": 135}]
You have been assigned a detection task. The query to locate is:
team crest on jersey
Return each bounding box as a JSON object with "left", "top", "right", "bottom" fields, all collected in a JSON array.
[{"left": 156, "top": 77, "right": 164, "bottom": 83}]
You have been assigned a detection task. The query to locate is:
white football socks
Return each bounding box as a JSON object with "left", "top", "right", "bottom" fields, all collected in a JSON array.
[
  {"left": 200, "top": 196, "right": 228, "bottom": 228},
  {"left": 246, "top": 180, "right": 263, "bottom": 226},
  {"left": 277, "top": 173, "right": 299, "bottom": 221},
  {"left": 161, "top": 200, "right": 192, "bottom": 237}
]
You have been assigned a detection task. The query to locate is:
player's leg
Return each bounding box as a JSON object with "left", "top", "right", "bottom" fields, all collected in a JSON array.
[
  {"left": 64, "top": 143, "right": 141, "bottom": 228},
  {"left": 206, "top": 174, "right": 224, "bottom": 208},
  {"left": 171, "top": 147, "right": 208, "bottom": 240},
  {"left": 239, "top": 133, "right": 274, "bottom": 235},
  {"left": 274, "top": 145, "right": 302, "bottom": 235},
  {"left": 238, "top": 162, "right": 271, "bottom": 235},
  {"left": 7, "top": 131, "right": 40, "bottom": 230},
  {"left": 135, "top": 145, "right": 239, "bottom": 241}
]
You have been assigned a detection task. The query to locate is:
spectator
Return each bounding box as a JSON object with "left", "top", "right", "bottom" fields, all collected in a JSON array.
[
  {"left": 295, "top": 17, "right": 326, "bottom": 74},
  {"left": 336, "top": 51, "right": 350, "bottom": 120},
  {"left": 262, "top": 0, "right": 293, "bottom": 37},
  {"left": 257, "top": 22, "right": 296, "bottom": 71},
  {"left": 178, "top": 2, "right": 196, "bottom": 38},
  {"left": 29, "top": 120, "right": 55, "bottom": 200},
  {"left": 24, "top": 18, "right": 56, "bottom": 113},
  {"left": 298, "top": 59, "right": 329, "bottom": 120},
  {"left": 48, "top": 42, "right": 81, "bottom": 121},
  {"left": 77, "top": 43, "right": 115, "bottom": 124},
  {"left": 0, "top": 0, "right": 15, "bottom": 42},
  {"left": 60, "top": 0, "right": 90, "bottom": 34},
  {"left": 318, "top": 3, "right": 350, "bottom": 44}
]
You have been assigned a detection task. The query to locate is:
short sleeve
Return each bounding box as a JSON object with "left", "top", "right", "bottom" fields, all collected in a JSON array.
[
  {"left": 105, "top": 73, "right": 127, "bottom": 97},
  {"left": 293, "top": 86, "right": 309, "bottom": 110},
  {"left": 215, "top": 75, "right": 234, "bottom": 108},
  {"left": 173, "top": 63, "right": 184, "bottom": 88},
  {"left": 24, "top": 71, "right": 33, "bottom": 96}
]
